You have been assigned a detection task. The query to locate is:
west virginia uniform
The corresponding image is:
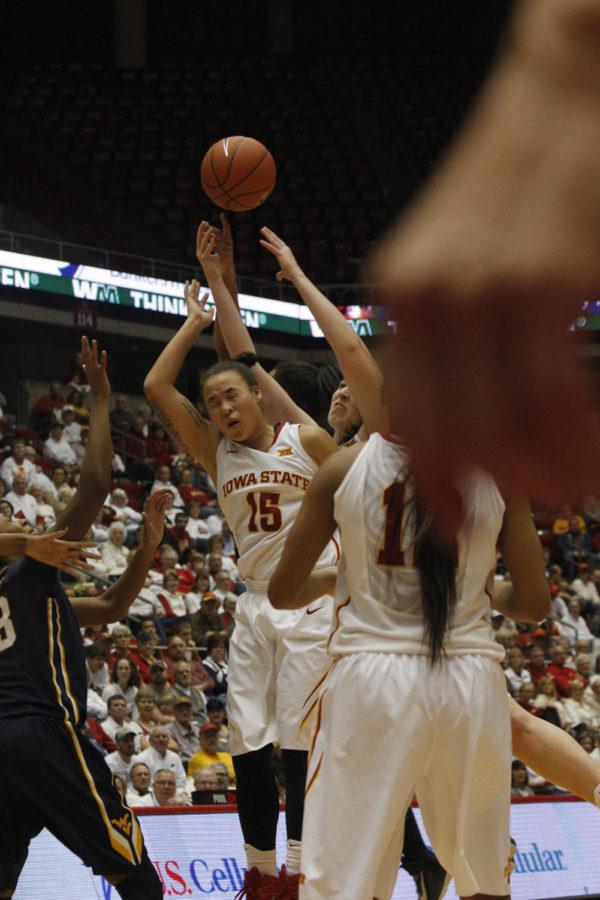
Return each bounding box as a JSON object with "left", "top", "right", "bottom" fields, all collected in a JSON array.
[{"left": 0, "top": 557, "right": 152, "bottom": 894}]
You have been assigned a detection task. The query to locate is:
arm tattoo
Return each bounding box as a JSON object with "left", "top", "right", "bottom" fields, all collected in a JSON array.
[
  {"left": 150, "top": 400, "right": 198, "bottom": 459},
  {"left": 180, "top": 396, "right": 206, "bottom": 428}
]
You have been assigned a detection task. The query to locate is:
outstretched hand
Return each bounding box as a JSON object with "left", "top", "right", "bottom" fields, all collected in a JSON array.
[
  {"left": 81, "top": 337, "right": 111, "bottom": 398},
  {"left": 210, "top": 213, "right": 235, "bottom": 272},
  {"left": 259, "top": 227, "right": 303, "bottom": 283},
  {"left": 184, "top": 278, "right": 214, "bottom": 331},
  {"left": 26, "top": 529, "right": 101, "bottom": 576},
  {"left": 141, "top": 490, "right": 172, "bottom": 548},
  {"left": 196, "top": 221, "right": 224, "bottom": 282}
]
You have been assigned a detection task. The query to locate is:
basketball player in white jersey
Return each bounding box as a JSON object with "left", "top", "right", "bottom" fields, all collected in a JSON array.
[
  {"left": 144, "top": 228, "right": 339, "bottom": 898},
  {"left": 268, "top": 428, "right": 552, "bottom": 900}
]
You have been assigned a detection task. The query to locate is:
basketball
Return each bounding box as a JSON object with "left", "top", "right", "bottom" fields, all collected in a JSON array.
[{"left": 200, "top": 136, "right": 276, "bottom": 212}]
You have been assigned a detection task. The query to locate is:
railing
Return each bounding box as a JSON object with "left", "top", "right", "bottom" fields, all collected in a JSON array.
[{"left": 0, "top": 227, "right": 369, "bottom": 304}]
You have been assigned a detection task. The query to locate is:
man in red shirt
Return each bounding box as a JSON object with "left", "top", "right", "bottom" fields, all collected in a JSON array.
[
  {"left": 526, "top": 646, "right": 549, "bottom": 685},
  {"left": 547, "top": 645, "right": 578, "bottom": 697}
]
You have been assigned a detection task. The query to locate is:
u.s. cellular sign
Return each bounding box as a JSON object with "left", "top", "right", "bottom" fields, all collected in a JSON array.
[{"left": 0, "top": 249, "right": 393, "bottom": 339}]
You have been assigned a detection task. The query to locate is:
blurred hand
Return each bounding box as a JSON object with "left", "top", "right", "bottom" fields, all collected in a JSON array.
[
  {"left": 210, "top": 213, "right": 234, "bottom": 272},
  {"left": 81, "top": 337, "right": 111, "bottom": 398},
  {"left": 259, "top": 227, "right": 304, "bottom": 283}
]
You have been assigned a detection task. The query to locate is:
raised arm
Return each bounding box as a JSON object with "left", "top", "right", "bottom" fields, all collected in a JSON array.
[
  {"left": 494, "top": 495, "right": 551, "bottom": 623},
  {"left": 209, "top": 213, "right": 239, "bottom": 361},
  {"left": 53, "top": 337, "right": 112, "bottom": 540},
  {"left": 71, "top": 490, "right": 169, "bottom": 627},
  {"left": 144, "top": 287, "right": 221, "bottom": 482},
  {"left": 268, "top": 445, "right": 361, "bottom": 609},
  {"left": 196, "top": 223, "right": 316, "bottom": 427},
  {"left": 260, "top": 227, "right": 387, "bottom": 435}
]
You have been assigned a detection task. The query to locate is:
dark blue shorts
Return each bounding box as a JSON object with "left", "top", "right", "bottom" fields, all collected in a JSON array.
[{"left": 0, "top": 715, "right": 147, "bottom": 892}]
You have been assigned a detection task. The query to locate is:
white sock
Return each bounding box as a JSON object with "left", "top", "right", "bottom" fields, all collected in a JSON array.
[
  {"left": 594, "top": 784, "right": 600, "bottom": 809},
  {"left": 286, "top": 839, "right": 302, "bottom": 875},
  {"left": 244, "top": 844, "right": 277, "bottom": 876}
]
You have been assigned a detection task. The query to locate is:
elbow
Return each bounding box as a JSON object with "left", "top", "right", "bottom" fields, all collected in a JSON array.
[
  {"left": 143, "top": 377, "right": 160, "bottom": 402},
  {"left": 515, "top": 588, "right": 551, "bottom": 624}
]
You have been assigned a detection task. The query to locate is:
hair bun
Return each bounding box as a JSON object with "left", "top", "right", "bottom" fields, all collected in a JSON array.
[{"left": 233, "top": 352, "right": 258, "bottom": 368}]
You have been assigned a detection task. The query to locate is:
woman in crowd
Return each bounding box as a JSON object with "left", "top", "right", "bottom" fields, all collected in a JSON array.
[
  {"left": 202, "top": 635, "right": 228, "bottom": 699},
  {"left": 100, "top": 521, "right": 129, "bottom": 578},
  {"left": 511, "top": 761, "right": 535, "bottom": 798},
  {"left": 103, "top": 658, "right": 139, "bottom": 715}
]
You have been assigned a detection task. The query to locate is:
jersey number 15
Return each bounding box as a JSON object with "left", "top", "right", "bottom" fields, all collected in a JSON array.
[{"left": 247, "top": 491, "right": 282, "bottom": 533}]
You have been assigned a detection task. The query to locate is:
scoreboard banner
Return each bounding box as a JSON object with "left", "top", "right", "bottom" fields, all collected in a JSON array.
[
  {"left": 0, "top": 249, "right": 393, "bottom": 338},
  {"left": 13, "top": 798, "right": 600, "bottom": 899}
]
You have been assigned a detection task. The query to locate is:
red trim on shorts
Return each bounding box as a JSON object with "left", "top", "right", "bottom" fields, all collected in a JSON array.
[{"left": 327, "top": 596, "right": 351, "bottom": 651}]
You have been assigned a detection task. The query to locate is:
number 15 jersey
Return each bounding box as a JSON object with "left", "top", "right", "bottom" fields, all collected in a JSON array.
[{"left": 216, "top": 423, "right": 339, "bottom": 591}]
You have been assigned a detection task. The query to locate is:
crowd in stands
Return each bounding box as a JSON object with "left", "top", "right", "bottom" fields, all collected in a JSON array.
[{"left": 3, "top": 376, "right": 600, "bottom": 806}]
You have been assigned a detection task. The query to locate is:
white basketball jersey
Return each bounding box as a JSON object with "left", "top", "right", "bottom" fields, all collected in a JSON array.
[
  {"left": 216, "top": 423, "right": 339, "bottom": 589},
  {"left": 329, "top": 433, "right": 505, "bottom": 659}
]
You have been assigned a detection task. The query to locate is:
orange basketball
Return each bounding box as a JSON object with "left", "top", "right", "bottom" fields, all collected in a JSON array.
[{"left": 200, "top": 136, "right": 276, "bottom": 212}]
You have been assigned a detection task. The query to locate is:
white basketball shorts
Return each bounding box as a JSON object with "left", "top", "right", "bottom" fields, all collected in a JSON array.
[
  {"left": 227, "top": 589, "right": 334, "bottom": 756},
  {"left": 300, "top": 652, "right": 512, "bottom": 899}
]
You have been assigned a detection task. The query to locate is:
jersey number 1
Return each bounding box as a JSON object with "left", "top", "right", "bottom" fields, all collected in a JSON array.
[
  {"left": 377, "top": 482, "right": 406, "bottom": 566},
  {"left": 247, "top": 491, "right": 282, "bottom": 533},
  {"left": 0, "top": 595, "right": 16, "bottom": 653}
]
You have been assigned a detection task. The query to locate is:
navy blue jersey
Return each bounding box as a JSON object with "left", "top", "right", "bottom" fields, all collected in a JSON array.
[{"left": 0, "top": 558, "right": 87, "bottom": 722}]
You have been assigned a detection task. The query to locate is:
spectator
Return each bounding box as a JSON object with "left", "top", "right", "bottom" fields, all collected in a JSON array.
[
  {"left": 150, "top": 769, "right": 188, "bottom": 807},
  {"left": 128, "top": 575, "right": 165, "bottom": 623},
  {"left": 526, "top": 646, "right": 549, "bottom": 684},
  {"left": 164, "top": 512, "right": 192, "bottom": 564},
  {"left": 185, "top": 572, "right": 213, "bottom": 615},
  {"left": 43, "top": 421, "right": 77, "bottom": 468},
  {"left": 146, "top": 423, "right": 172, "bottom": 468},
  {"left": 133, "top": 686, "right": 160, "bottom": 738},
  {"left": 104, "top": 728, "right": 142, "bottom": 781},
  {"left": 555, "top": 518, "right": 596, "bottom": 579},
  {"left": 128, "top": 630, "right": 161, "bottom": 683},
  {"left": 135, "top": 726, "right": 187, "bottom": 794},
  {"left": 191, "top": 594, "right": 227, "bottom": 647},
  {"left": 103, "top": 658, "right": 139, "bottom": 715},
  {"left": 583, "top": 675, "right": 600, "bottom": 725},
  {"left": 149, "top": 544, "right": 183, "bottom": 584},
  {"left": 504, "top": 648, "right": 533, "bottom": 696},
  {"left": 207, "top": 549, "right": 239, "bottom": 583},
  {"left": 563, "top": 680, "right": 597, "bottom": 729},
  {"left": 4, "top": 474, "right": 38, "bottom": 526},
  {"left": 171, "top": 659, "right": 208, "bottom": 723},
  {"left": 31, "top": 380, "right": 64, "bottom": 430},
  {"left": 571, "top": 564, "right": 600, "bottom": 609},
  {"left": 177, "top": 467, "right": 212, "bottom": 507},
  {"left": 575, "top": 653, "right": 592, "bottom": 687},
  {"left": 110, "top": 395, "right": 134, "bottom": 433},
  {"left": 0, "top": 499, "right": 14, "bottom": 520},
  {"left": 202, "top": 635, "right": 228, "bottom": 699},
  {"left": 221, "top": 596, "right": 237, "bottom": 638},
  {"left": 65, "top": 388, "right": 89, "bottom": 425},
  {"left": 28, "top": 483, "right": 56, "bottom": 528},
  {"left": 101, "top": 695, "right": 145, "bottom": 747},
  {"left": 166, "top": 636, "right": 212, "bottom": 692},
  {"left": 213, "top": 570, "right": 238, "bottom": 613},
  {"left": 209, "top": 762, "right": 231, "bottom": 793},
  {"left": 185, "top": 500, "right": 211, "bottom": 548},
  {"left": 548, "top": 645, "right": 581, "bottom": 697},
  {"left": 188, "top": 723, "right": 235, "bottom": 785},
  {"left": 147, "top": 660, "right": 173, "bottom": 709},
  {"left": 0, "top": 440, "right": 35, "bottom": 486},
  {"left": 108, "top": 488, "right": 143, "bottom": 540},
  {"left": 136, "top": 402, "right": 153, "bottom": 437},
  {"left": 86, "top": 683, "right": 107, "bottom": 722},
  {"left": 152, "top": 464, "right": 184, "bottom": 508},
  {"left": 100, "top": 522, "right": 129, "bottom": 578},
  {"left": 107, "top": 624, "right": 134, "bottom": 668},
  {"left": 531, "top": 677, "right": 569, "bottom": 728},
  {"left": 559, "top": 598, "right": 594, "bottom": 644},
  {"left": 85, "top": 644, "right": 109, "bottom": 694},
  {"left": 152, "top": 569, "right": 188, "bottom": 624},
  {"left": 511, "top": 760, "right": 535, "bottom": 798},
  {"left": 206, "top": 697, "right": 229, "bottom": 752},
  {"left": 60, "top": 405, "right": 83, "bottom": 450},
  {"left": 166, "top": 696, "right": 201, "bottom": 760},
  {"left": 191, "top": 766, "right": 220, "bottom": 794},
  {"left": 38, "top": 465, "right": 68, "bottom": 503},
  {"left": 220, "top": 520, "right": 236, "bottom": 558},
  {"left": 126, "top": 762, "right": 154, "bottom": 808},
  {"left": 516, "top": 682, "right": 536, "bottom": 713},
  {"left": 552, "top": 506, "right": 585, "bottom": 536}
]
